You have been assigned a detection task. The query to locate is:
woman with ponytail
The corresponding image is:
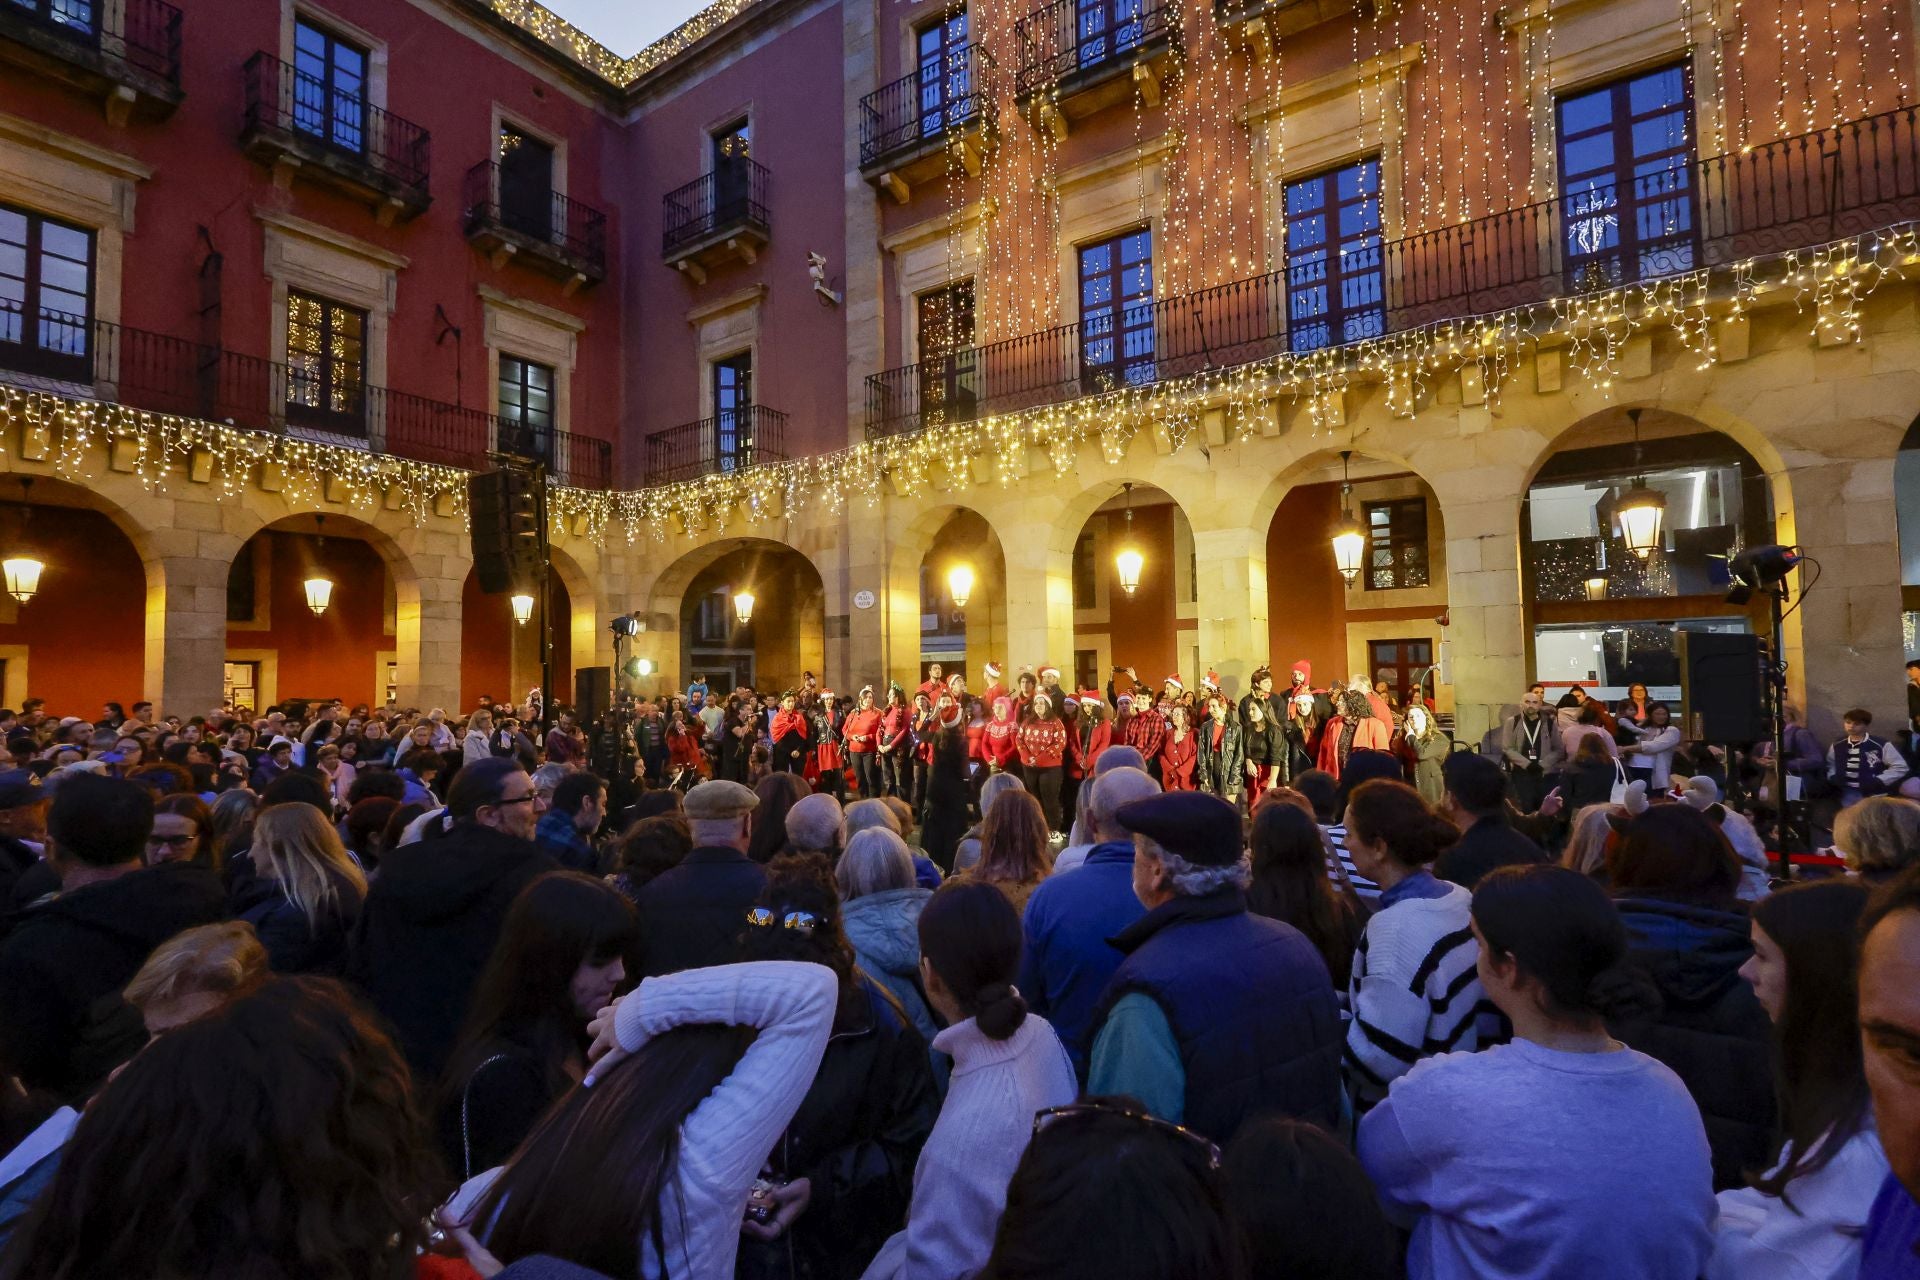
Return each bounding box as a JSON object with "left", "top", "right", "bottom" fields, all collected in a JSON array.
[
  {"left": 1360, "top": 865, "right": 1717, "bottom": 1280},
  {"left": 861, "top": 880, "right": 1076, "bottom": 1280}
]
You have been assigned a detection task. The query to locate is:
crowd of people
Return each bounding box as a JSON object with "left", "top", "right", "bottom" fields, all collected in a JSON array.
[{"left": 0, "top": 657, "right": 1914, "bottom": 1279}]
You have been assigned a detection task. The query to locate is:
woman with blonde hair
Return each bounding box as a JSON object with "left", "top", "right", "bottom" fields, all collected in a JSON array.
[
  {"left": 124, "top": 921, "right": 271, "bottom": 1037},
  {"left": 230, "top": 803, "right": 367, "bottom": 975},
  {"left": 1560, "top": 802, "right": 1627, "bottom": 884},
  {"left": 463, "top": 709, "right": 496, "bottom": 765},
  {"left": 958, "top": 787, "right": 1052, "bottom": 917},
  {"left": 1831, "top": 795, "right": 1920, "bottom": 882}
]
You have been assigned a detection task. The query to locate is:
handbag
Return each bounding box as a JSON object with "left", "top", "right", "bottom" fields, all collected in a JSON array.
[{"left": 1609, "top": 760, "right": 1629, "bottom": 806}]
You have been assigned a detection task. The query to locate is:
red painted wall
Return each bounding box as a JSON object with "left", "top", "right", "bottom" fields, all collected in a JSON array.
[
  {"left": 0, "top": 507, "right": 146, "bottom": 715},
  {"left": 460, "top": 571, "right": 573, "bottom": 710},
  {"left": 228, "top": 531, "right": 393, "bottom": 709},
  {"left": 1, "top": 0, "right": 625, "bottom": 465},
  {"left": 619, "top": 5, "right": 851, "bottom": 472}
]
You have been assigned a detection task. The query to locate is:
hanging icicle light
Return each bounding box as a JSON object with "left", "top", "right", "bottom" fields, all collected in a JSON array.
[
  {"left": 1114, "top": 482, "right": 1144, "bottom": 598},
  {"left": 1332, "top": 451, "right": 1368, "bottom": 585},
  {"left": 1616, "top": 408, "right": 1667, "bottom": 559}
]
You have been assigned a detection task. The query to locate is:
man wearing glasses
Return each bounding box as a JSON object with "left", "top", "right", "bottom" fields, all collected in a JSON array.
[{"left": 348, "top": 757, "right": 553, "bottom": 1082}]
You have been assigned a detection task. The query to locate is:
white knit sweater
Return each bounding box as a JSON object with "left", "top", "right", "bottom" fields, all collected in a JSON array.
[
  {"left": 447, "top": 961, "right": 836, "bottom": 1280},
  {"left": 861, "top": 1013, "right": 1078, "bottom": 1280},
  {"left": 1345, "top": 883, "right": 1496, "bottom": 1112}
]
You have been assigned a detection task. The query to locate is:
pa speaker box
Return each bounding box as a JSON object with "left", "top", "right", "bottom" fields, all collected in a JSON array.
[
  {"left": 1680, "top": 631, "right": 1767, "bottom": 743},
  {"left": 467, "top": 469, "right": 542, "bottom": 595},
  {"left": 574, "top": 667, "right": 611, "bottom": 725}
]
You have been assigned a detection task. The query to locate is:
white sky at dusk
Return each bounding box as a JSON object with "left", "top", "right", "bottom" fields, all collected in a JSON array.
[{"left": 540, "top": 0, "right": 715, "bottom": 55}]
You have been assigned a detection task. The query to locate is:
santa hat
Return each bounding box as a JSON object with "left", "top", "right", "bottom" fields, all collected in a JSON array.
[
  {"left": 858, "top": 685, "right": 874, "bottom": 700},
  {"left": 947, "top": 673, "right": 965, "bottom": 692},
  {"left": 1032, "top": 692, "right": 1053, "bottom": 711},
  {"left": 1039, "top": 664, "right": 1061, "bottom": 684},
  {"left": 1062, "top": 695, "right": 1079, "bottom": 708},
  {"left": 1116, "top": 693, "right": 1134, "bottom": 707},
  {"left": 1164, "top": 675, "right": 1184, "bottom": 691},
  {"left": 1201, "top": 670, "right": 1220, "bottom": 692},
  {"left": 984, "top": 661, "right": 1003, "bottom": 680}
]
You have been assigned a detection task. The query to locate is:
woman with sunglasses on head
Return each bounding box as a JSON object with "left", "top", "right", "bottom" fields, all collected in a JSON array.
[
  {"left": 977, "top": 1099, "right": 1241, "bottom": 1280},
  {"left": 1708, "top": 878, "right": 1887, "bottom": 1280},
  {"left": 735, "top": 854, "right": 937, "bottom": 1280},
  {"left": 861, "top": 879, "right": 1077, "bottom": 1280},
  {"left": 1359, "top": 864, "right": 1716, "bottom": 1280}
]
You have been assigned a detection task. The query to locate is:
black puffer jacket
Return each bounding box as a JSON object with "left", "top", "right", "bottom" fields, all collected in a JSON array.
[
  {"left": 1603, "top": 895, "right": 1775, "bottom": 1190},
  {"left": 735, "top": 978, "right": 937, "bottom": 1280}
]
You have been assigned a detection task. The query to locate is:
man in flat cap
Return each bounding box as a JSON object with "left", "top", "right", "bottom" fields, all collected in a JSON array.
[
  {"left": 632, "top": 779, "right": 768, "bottom": 978},
  {"left": 1084, "top": 790, "right": 1344, "bottom": 1145}
]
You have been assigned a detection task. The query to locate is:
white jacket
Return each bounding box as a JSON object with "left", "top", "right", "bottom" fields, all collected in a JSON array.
[
  {"left": 448, "top": 961, "right": 836, "bottom": 1280},
  {"left": 1626, "top": 724, "right": 1682, "bottom": 790},
  {"left": 861, "top": 1013, "right": 1077, "bottom": 1280},
  {"left": 1709, "top": 1124, "right": 1889, "bottom": 1280}
]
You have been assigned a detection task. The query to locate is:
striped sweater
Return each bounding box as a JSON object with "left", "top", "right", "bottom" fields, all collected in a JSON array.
[{"left": 1344, "top": 883, "right": 1499, "bottom": 1112}]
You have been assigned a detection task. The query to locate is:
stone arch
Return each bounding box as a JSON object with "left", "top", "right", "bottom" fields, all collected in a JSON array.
[
  {"left": 642, "top": 536, "right": 828, "bottom": 695},
  {"left": 881, "top": 502, "right": 1011, "bottom": 685}
]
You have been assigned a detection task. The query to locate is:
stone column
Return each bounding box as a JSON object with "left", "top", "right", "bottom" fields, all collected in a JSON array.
[
  {"left": 140, "top": 498, "right": 244, "bottom": 719},
  {"left": 999, "top": 523, "right": 1075, "bottom": 673},
  {"left": 1432, "top": 480, "right": 1529, "bottom": 749},
  {"left": 1191, "top": 525, "right": 1270, "bottom": 700},
  {"left": 389, "top": 525, "right": 467, "bottom": 712}
]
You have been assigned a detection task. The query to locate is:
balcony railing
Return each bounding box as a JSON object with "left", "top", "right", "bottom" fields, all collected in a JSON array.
[
  {"left": 0, "top": 0, "right": 182, "bottom": 93},
  {"left": 869, "top": 105, "right": 1920, "bottom": 436},
  {"left": 462, "top": 161, "right": 609, "bottom": 282},
  {"left": 860, "top": 44, "right": 990, "bottom": 169},
  {"left": 241, "top": 53, "right": 432, "bottom": 211},
  {"left": 662, "top": 159, "right": 772, "bottom": 257},
  {"left": 645, "top": 406, "right": 788, "bottom": 484},
  {"left": 0, "top": 303, "right": 614, "bottom": 488},
  {"left": 1013, "top": 0, "right": 1178, "bottom": 99}
]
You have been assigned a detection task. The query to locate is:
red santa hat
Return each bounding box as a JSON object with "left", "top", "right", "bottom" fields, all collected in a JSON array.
[
  {"left": 1038, "top": 663, "right": 1061, "bottom": 684},
  {"left": 1115, "top": 693, "right": 1134, "bottom": 707},
  {"left": 946, "top": 673, "right": 965, "bottom": 692},
  {"left": 984, "top": 661, "right": 1003, "bottom": 681},
  {"left": 1164, "top": 674, "right": 1184, "bottom": 691},
  {"left": 1201, "top": 669, "right": 1220, "bottom": 692}
]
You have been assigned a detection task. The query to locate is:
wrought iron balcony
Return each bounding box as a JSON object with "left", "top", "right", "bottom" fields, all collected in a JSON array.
[
  {"left": 0, "top": 0, "right": 182, "bottom": 122},
  {"left": 241, "top": 53, "right": 432, "bottom": 223},
  {"left": 645, "top": 405, "right": 788, "bottom": 484},
  {"left": 1013, "top": 0, "right": 1178, "bottom": 133},
  {"left": 662, "top": 159, "right": 772, "bottom": 282},
  {"left": 867, "top": 105, "right": 1920, "bottom": 438},
  {"left": 0, "top": 303, "right": 613, "bottom": 488},
  {"left": 462, "top": 161, "right": 609, "bottom": 293},
  {"left": 860, "top": 44, "right": 993, "bottom": 200}
]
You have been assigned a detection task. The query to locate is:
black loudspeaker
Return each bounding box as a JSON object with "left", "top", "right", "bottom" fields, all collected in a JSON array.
[
  {"left": 467, "top": 469, "right": 542, "bottom": 595},
  {"left": 1679, "top": 631, "right": 1767, "bottom": 743},
  {"left": 575, "top": 667, "right": 611, "bottom": 725}
]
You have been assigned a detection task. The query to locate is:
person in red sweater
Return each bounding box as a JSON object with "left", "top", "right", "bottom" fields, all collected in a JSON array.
[
  {"left": 916, "top": 663, "right": 947, "bottom": 702},
  {"left": 843, "top": 685, "right": 884, "bottom": 799},
  {"left": 978, "top": 661, "right": 1008, "bottom": 714},
  {"left": 1126, "top": 697, "right": 1169, "bottom": 782},
  {"left": 1066, "top": 691, "right": 1113, "bottom": 781},
  {"left": 983, "top": 695, "right": 1020, "bottom": 775},
  {"left": 664, "top": 708, "right": 706, "bottom": 789},
  {"left": 1017, "top": 692, "right": 1069, "bottom": 833},
  {"left": 877, "top": 684, "right": 915, "bottom": 800},
  {"left": 911, "top": 691, "right": 939, "bottom": 813},
  {"left": 1160, "top": 704, "right": 1198, "bottom": 790},
  {"left": 1013, "top": 668, "right": 1039, "bottom": 722}
]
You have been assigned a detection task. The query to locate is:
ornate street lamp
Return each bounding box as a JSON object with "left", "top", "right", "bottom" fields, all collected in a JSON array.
[
  {"left": 947, "top": 562, "right": 975, "bottom": 609},
  {"left": 1584, "top": 538, "right": 1609, "bottom": 601},
  {"left": 733, "top": 588, "right": 756, "bottom": 626},
  {"left": 1332, "top": 451, "right": 1367, "bottom": 585},
  {"left": 510, "top": 592, "right": 535, "bottom": 625},
  {"left": 304, "top": 515, "right": 334, "bottom": 616},
  {"left": 4, "top": 478, "right": 43, "bottom": 605},
  {"left": 1617, "top": 408, "right": 1666, "bottom": 559},
  {"left": 1114, "top": 482, "right": 1144, "bottom": 598}
]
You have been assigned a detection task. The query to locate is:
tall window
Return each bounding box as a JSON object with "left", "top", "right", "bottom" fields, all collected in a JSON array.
[
  {"left": 1557, "top": 64, "right": 1696, "bottom": 291},
  {"left": 285, "top": 290, "right": 367, "bottom": 432},
  {"left": 1285, "top": 158, "right": 1383, "bottom": 353},
  {"left": 1075, "top": 0, "right": 1148, "bottom": 75},
  {"left": 13, "top": 0, "right": 96, "bottom": 36},
  {"left": 498, "top": 124, "right": 555, "bottom": 241},
  {"left": 1079, "top": 227, "right": 1154, "bottom": 394},
  {"left": 292, "top": 19, "right": 367, "bottom": 153},
  {"left": 0, "top": 203, "right": 94, "bottom": 381},
  {"left": 1365, "top": 497, "right": 1430, "bottom": 590},
  {"left": 497, "top": 355, "right": 554, "bottom": 460},
  {"left": 712, "top": 351, "right": 753, "bottom": 472},
  {"left": 712, "top": 118, "right": 752, "bottom": 220},
  {"left": 917, "top": 279, "right": 976, "bottom": 425},
  {"left": 917, "top": 11, "right": 971, "bottom": 140}
]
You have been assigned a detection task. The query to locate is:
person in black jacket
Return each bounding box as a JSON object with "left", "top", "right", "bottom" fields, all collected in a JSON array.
[
  {"left": 918, "top": 700, "right": 970, "bottom": 873},
  {"left": 736, "top": 854, "right": 936, "bottom": 1280},
  {"left": 1434, "top": 751, "right": 1551, "bottom": 890},
  {"left": 347, "top": 757, "right": 556, "bottom": 1083},
  {"left": 631, "top": 779, "right": 769, "bottom": 978},
  {"left": 1194, "top": 697, "right": 1245, "bottom": 808},
  {"left": 436, "top": 871, "right": 636, "bottom": 1181},
  {"left": 0, "top": 773, "right": 226, "bottom": 1100},
  {"left": 0, "top": 771, "right": 44, "bottom": 912},
  {"left": 1600, "top": 803, "right": 1775, "bottom": 1189},
  {"left": 230, "top": 801, "right": 365, "bottom": 975}
]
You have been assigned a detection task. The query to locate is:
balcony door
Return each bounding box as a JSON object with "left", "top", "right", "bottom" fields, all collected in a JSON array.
[
  {"left": 711, "top": 119, "right": 752, "bottom": 223},
  {"left": 1557, "top": 64, "right": 1697, "bottom": 292},
  {"left": 0, "top": 203, "right": 94, "bottom": 383},
  {"left": 712, "top": 352, "right": 753, "bottom": 473},
  {"left": 498, "top": 125, "right": 555, "bottom": 242},
  {"left": 285, "top": 290, "right": 367, "bottom": 435},
  {"left": 292, "top": 19, "right": 367, "bottom": 154},
  {"left": 917, "top": 280, "right": 976, "bottom": 426},
  {"left": 1284, "top": 157, "right": 1384, "bottom": 353},
  {"left": 1078, "top": 227, "right": 1155, "bottom": 394},
  {"left": 497, "top": 355, "right": 554, "bottom": 464},
  {"left": 917, "top": 12, "right": 970, "bottom": 140}
]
